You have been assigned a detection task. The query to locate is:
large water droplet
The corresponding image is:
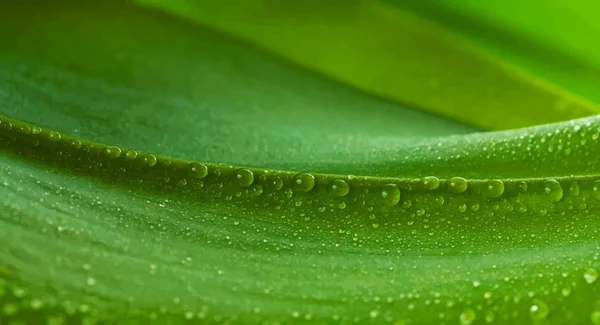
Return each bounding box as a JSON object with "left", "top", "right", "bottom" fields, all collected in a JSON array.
[
  {"left": 422, "top": 176, "right": 440, "bottom": 190},
  {"left": 529, "top": 299, "right": 549, "bottom": 319},
  {"left": 484, "top": 180, "right": 504, "bottom": 198},
  {"left": 271, "top": 176, "right": 283, "bottom": 190},
  {"left": 329, "top": 179, "right": 350, "bottom": 197},
  {"left": 190, "top": 163, "right": 208, "bottom": 178},
  {"left": 142, "top": 154, "right": 157, "bottom": 167},
  {"left": 543, "top": 179, "right": 563, "bottom": 202},
  {"left": 294, "top": 173, "right": 315, "bottom": 192},
  {"left": 235, "top": 168, "right": 254, "bottom": 187},
  {"left": 380, "top": 184, "right": 401, "bottom": 206},
  {"left": 447, "top": 177, "right": 468, "bottom": 193},
  {"left": 104, "top": 146, "right": 122, "bottom": 159},
  {"left": 124, "top": 150, "right": 138, "bottom": 159},
  {"left": 584, "top": 268, "right": 598, "bottom": 284}
]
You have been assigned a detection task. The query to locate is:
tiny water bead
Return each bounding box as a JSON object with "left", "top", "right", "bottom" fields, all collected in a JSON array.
[
  {"left": 235, "top": 169, "right": 254, "bottom": 187},
  {"left": 380, "top": 184, "right": 401, "bottom": 206},
  {"left": 104, "top": 146, "right": 122, "bottom": 159},
  {"left": 543, "top": 179, "right": 563, "bottom": 202},
  {"left": 592, "top": 310, "right": 600, "bottom": 325},
  {"left": 569, "top": 182, "right": 580, "bottom": 196},
  {"left": 593, "top": 180, "right": 600, "bottom": 200},
  {"left": 459, "top": 309, "right": 476, "bottom": 325},
  {"left": 190, "top": 163, "right": 208, "bottom": 178},
  {"left": 484, "top": 180, "right": 504, "bottom": 198},
  {"left": 293, "top": 173, "right": 315, "bottom": 192},
  {"left": 422, "top": 176, "right": 440, "bottom": 190},
  {"left": 142, "top": 154, "right": 157, "bottom": 167},
  {"left": 328, "top": 179, "right": 349, "bottom": 197},
  {"left": 529, "top": 300, "right": 549, "bottom": 319},
  {"left": 447, "top": 177, "right": 468, "bottom": 193}
]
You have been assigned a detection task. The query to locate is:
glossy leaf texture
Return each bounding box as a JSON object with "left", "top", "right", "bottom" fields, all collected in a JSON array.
[
  {"left": 132, "top": 0, "right": 600, "bottom": 130},
  {"left": 1, "top": 1, "right": 600, "bottom": 325}
]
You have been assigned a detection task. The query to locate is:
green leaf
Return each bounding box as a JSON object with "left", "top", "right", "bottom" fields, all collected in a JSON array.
[
  {"left": 132, "top": 0, "right": 600, "bottom": 130},
  {"left": 1, "top": 1, "right": 600, "bottom": 325}
]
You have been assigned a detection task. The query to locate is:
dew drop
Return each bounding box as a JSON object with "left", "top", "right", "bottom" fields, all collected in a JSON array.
[
  {"left": 593, "top": 181, "right": 600, "bottom": 200},
  {"left": 272, "top": 176, "right": 283, "bottom": 190},
  {"left": 124, "top": 150, "right": 138, "bottom": 159},
  {"left": 459, "top": 309, "right": 476, "bottom": 325},
  {"left": 516, "top": 181, "right": 528, "bottom": 192},
  {"left": 284, "top": 188, "right": 293, "bottom": 198},
  {"left": 104, "top": 146, "right": 122, "bottom": 159},
  {"left": 447, "top": 177, "right": 468, "bottom": 193},
  {"left": 569, "top": 182, "right": 580, "bottom": 196},
  {"left": 529, "top": 299, "right": 549, "bottom": 319},
  {"left": 294, "top": 173, "right": 316, "bottom": 192},
  {"left": 422, "top": 176, "right": 440, "bottom": 190},
  {"left": 48, "top": 131, "right": 62, "bottom": 142},
  {"left": 380, "top": 184, "right": 401, "bottom": 206},
  {"left": 584, "top": 268, "right": 598, "bottom": 284},
  {"left": 592, "top": 310, "right": 600, "bottom": 325},
  {"left": 142, "top": 154, "right": 157, "bottom": 167},
  {"left": 252, "top": 185, "right": 263, "bottom": 197},
  {"left": 484, "top": 180, "right": 504, "bottom": 198},
  {"left": 543, "top": 179, "right": 563, "bottom": 202},
  {"left": 329, "top": 179, "right": 350, "bottom": 197},
  {"left": 235, "top": 168, "right": 254, "bottom": 187},
  {"left": 190, "top": 163, "right": 208, "bottom": 178},
  {"left": 458, "top": 204, "right": 467, "bottom": 212},
  {"left": 70, "top": 139, "right": 82, "bottom": 149}
]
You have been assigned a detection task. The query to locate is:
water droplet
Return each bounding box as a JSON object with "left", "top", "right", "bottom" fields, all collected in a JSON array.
[
  {"left": 516, "top": 181, "right": 528, "bottom": 192},
  {"left": 48, "top": 131, "right": 61, "bottom": 142},
  {"left": 543, "top": 179, "right": 563, "bottom": 202},
  {"left": 104, "top": 146, "right": 121, "bottom": 159},
  {"left": 459, "top": 309, "right": 476, "bottom": 325},
  {"left": 447, "top": 177, "right": 468, "bottom": 193},
  {"left": 569, "top": 182, "right": 580, "bottom": 196},
  {"left": 271, "top": 176, "right": 283, "bottom": 190},
  {"left": 1, "top": 121, "right": 12, "bottom": 130},
  {"left": 284, "top": 188, "right": 294, "bottom": 198},
  {"left": 484, "top": 180, "right": 504, "bottom": 198},
  {"left": 591, "top": 310, "right": 600, "bottom": 325},
  {"left": 252, "top": 185, "right": 263, "bottom": 197},
  {"left": 593, "top": 181, "right": 600, "bottom": 200},
  {"left": 584, "top": 268, "right": 598, "bottom": 284},
  {"left": 190, "top": 163, "right": 208, "bottom": 178},
  {"left": 70, "top": 139, "right": 82, "bottom": 149},
  {"left": 294, "top": 173, "right": 315, "bottom": 192},
  {"left": 380, "top": 184, "right": 401, "bottom": 206},
  {"left": 422, "top": 176, "right": 440, "bottom": 190},
  {"left": 372, "top": 223, "right": 379, "bottom": 229},
  {"left": 142, "top": 154, "right": 157, "bottom": 167},
  {"left": 124, "top": 150, "right": 137, "bottom": 159},
  {"left": 235, "top": 169, "right": 254, "bottom": 187},
  {"left": 329, "top": 179, "right": 349, "bottom": 197},
  {"left": 458, "top": 204, "right": 467, "bottom": 212},
  {"left": 529, "top": 299, "right": 549, "bottom": 319}
]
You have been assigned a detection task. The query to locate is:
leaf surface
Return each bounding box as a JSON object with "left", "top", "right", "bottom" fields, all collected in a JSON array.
[{"left": 1, "top": 1, "right": 600, "bottom": 325}]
